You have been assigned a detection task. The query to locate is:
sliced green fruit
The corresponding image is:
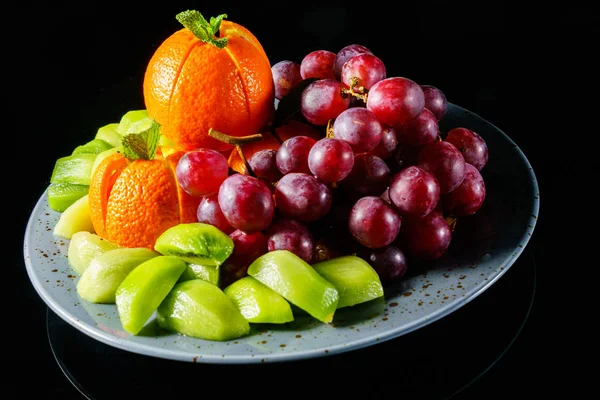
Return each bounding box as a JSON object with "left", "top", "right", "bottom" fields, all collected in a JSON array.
[
  {"left": 115, "top": 255, "right": 186, "bottom": 335},
  {"left": 67, "top": 231, "right": 119, "bottom": 275},
  {"left": 179, "top": 262, "right": 220, "bottom": 286},
  {"left": 91, "top": 146, "right": 123, "bottom": 174},
  {"left": 157, "top": 279, "right": 250, "bottom": 341},
  {"left": 53, "top": 194, "right": 94, "bottom": 239},
  {"left": 116, "top": 110, "right": 152, "bottom": 135},
  {"left": 154, "top": 223, "right": 234, "bottom": 267},
  {"left": 77, "top": 247, "right": 159, "bottom": 304},
  {"left": 95, "top": 123, "right": 122, "bottom": 147},
  {"left": 312, "top": 255, "right": 384, "bottom": 309},
  {"left": 72, "top": 138, "right": 113, "bottom": 155},
  {"left": 224, "top": 276, "right": 294, "bottom": 324},
  {"left": 50, "top": 153, "right": 97, "bottom": 185},
  {"left": 47, "top": 183, "right": 89, "bottom": 212},
  {"left": 247, "top": 250, "right": 339, "bottom": 323}
]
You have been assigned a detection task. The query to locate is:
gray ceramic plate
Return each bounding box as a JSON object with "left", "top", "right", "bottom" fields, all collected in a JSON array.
[{"left": 24, "top": 103, "right": 539, "bottom": 364}]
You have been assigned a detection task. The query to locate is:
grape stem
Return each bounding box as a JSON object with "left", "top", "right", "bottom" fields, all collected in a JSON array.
[
  {"left": 341, "top": 77, "right": 368, "bottom": 103},
  {"left": 208, "top": 128, "right": 263, "bottom": 177},
  {"left": 326, "top": 119, "right": 334, "bottom": 138}
]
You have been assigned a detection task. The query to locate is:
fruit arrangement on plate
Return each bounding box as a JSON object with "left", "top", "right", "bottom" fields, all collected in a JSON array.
[{"left": 47, "top": 10, "right": 489, "bottom": 342}]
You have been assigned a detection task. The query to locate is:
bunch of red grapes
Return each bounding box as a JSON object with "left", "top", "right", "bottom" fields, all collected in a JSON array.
[{"left": 174, "top": 44, "right": 489, "bottom": 288}]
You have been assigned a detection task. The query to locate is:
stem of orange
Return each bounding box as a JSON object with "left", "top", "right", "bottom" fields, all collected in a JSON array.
[{"left": 208, "top": 128, "right": 262, "bottom": 177}]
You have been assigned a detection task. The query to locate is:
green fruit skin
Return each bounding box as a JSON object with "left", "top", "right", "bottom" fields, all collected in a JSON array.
[
  {"left": 47, "top": 183, "right": 89, "bottom": 212},
  {"left": 72, "top": 138, "right": 113, "bottom": 155},
  {"left": 77, "top": 247, "right": 159, "bottom": 304},
  {"left": 154, "top": 223, "right": 234, "bottom": 267},
  {"left": 247, "top": 250, "right": 339, "bottom": 323},
  {"left": 312, "top": 255, "right": 384, "bottom": 309},
  {"left": 68, "top": 231, "right": 119, "bottom": 275},
  {"left": 95, "top": 123, "right": 123, "bottom": 147},
  {"left": 224, "top": 276, "right": 294, "bottom": 324},
  {"left": 50, "top": 153, "right": 97, "bottom": 186},
  {"left": 53, "top": 194, "right": 94, "bottom": 240},
  {"left": 179, "top": 262, "right": 220, "bottom": 286},
  {"left": 157, "top": 279, "right": 250, "bottom": 341},
  {"left": 115, "top": 255, "right": 186, "bottom": 335}
]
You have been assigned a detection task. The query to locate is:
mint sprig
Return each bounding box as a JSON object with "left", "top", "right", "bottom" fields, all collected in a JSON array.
[
  {"left": 176, "top": 10, "right": 229, "bottom": 49},
  {"left": 122, "top": 120, "right": 161, "bottom": 161}
]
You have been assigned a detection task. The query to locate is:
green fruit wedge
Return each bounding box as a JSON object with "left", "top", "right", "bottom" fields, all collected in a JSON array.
[
  {"left": 157, "top": 279, "right": 250, "bottom": 341},
  {"left": 50, "top": 153, "right": 97, "bottom": 185},
  {"left": 95, "top": 122, "right": 122, "bottom": 147},
  {"left": 91, "top": 146, "right": 123, "bottom": 175},
  {"left": 224, "top": 276, "right": 294, "bottom": 324},
  {"left": 179, "top": 262, "right": 220, "bottom": 286},
  {"left": 247, "top": 250, "right": 339, "bottom": 323},
  {"left": 77, "top": 247, "right": 159, "bottom": 304},
  {"left": 116, "top": 110, "right": 152, "bottom": 135},
  {"left": 72, "top": 138, "right": 113, "bottom": 155},
  {"left": 47, "top": 183, "right": 89, "bottom": 212},
  {"left": 67, "top": 231, "right": 119, "bottom": 275},
  {"left": 312, "top": 255, "right": 384, "bottom": 309},
  {"left": 115, "top": 255, "right": 186, "bottom": 335},
  {"left": 154, "top": 223, "right": 234, "bottom": 267},
  {"left": 53, "top": 194, "right": 94, "bottom": 239}
]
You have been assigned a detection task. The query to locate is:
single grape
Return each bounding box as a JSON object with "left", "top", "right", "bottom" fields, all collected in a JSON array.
[
  {"left": 396, "top": 108, "right": 439, "bottom": 146},
  {"left": 271, "top": 60, "right": 303, "bottom": 100},
  {"left": 249, "top": 149, "right": 283, "bottom": 183},
  {"left": 196, "top": 193, "right": 234, "bottom": 234},
  {"left": 333, "top": 44, "right": 373, "bottom": 78},
  {"left": 266, "top": 218, "right": 314, "bottom": 263},
  {"left": 276, "top": 135, "right": 317, "bottom": 175},
  {"left": 442, "top": 163, "right": 486, "bottom": 216},
  {"left": 340, "top": 53, "right": 386, "bottom": 91},
  {"left": 218, "top": 174, "right": 275, "bottom": 233},
  {"left": 369, "top": 126, "right": 398, "bottom": 160},
  {"left": 274, "top": 172, "right": 332, "bottom": 222},
  {"left": 300, "top": 79, "right": 351, "bottom": 126},
  {"left": 365, "top": 245, "right": 408, "bottom": 283},
  {"left": 333, "top": 107, "right": 383, "bottom": 153},
  {"left": 417, "top": 140, "right": 466, "bottom": 194},
  {"left": 308, "top": 137, "right": 355, "bottom": 183},
  {"left": 445, "top": 127, "right": 489, "bottom": 170},
  {"left": 398, "top": 211, "right": 452, "bottom": 261},
  {"left": 300, "top": 50, "right": 337, "bottom": 80},
  {"left": 348, "top": 196, "right": 401, "bottom": 249},
  {"left": 366, "top": 77, "right": 425, "bottom": 127},
  {"left": 220, "top": 230, "right": 268, "bottom": 287},
  {"left": 421, "top": 85, "right": 448, "bottom": 121},
  {"left": 176, "top": 148, "right": 229, "bottom": 197},
  {"left": 388, "top": 165, "right": 440, "bottom": 217},
  {"left": 343, "top": 153, "right": 391, "bottom": 196}
]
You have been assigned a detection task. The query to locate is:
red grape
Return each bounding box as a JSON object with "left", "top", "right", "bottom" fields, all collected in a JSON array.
[
  {"left": 196, "top": 193, "right": 234, "bottom": 234},
  {"left": 300, "top": 50, "right": 336, "bottom": 80},
  {"left": 366, "top": 77, "right": 425, "bottom": 127},
  {"left": 300, "top": 79, "right": 351, "bottom": 126},
  {"left": 274, "top": 172, "right": 332, "bottom": 222},
  {"left": 445, "top": 127, "right": 489, "bottom": 170},
  {"left": 388, "top": 165, "right": 440, "bottom": 217},
  {"left": 276, "top": 135, "right": 317, "bottom": 175},
  {"left": 398, "top": 211, "right": 452, "bottom": 261},
  {"left": 365, "top": 245, "right": 408, "bottom": 283},
  {"left": 221, "top": 230, "right": 268, "bottom": 287},
  {"left": 369, "top": 126, "right": 399, "bottom": 160},
  {"left": 442, "top": 163, "right": 486, "bottom": 216},
  {"left": 308, "top": 137, "right": 355, "bottom": 183},
  {"left": 266, "top": 218, "right": 314, "bottom": 263},
  {"left": 333, "top": 44, "right": 373, "bottom": 78},
  {"left": 176, "top": 148, "right": 229, "bottom": 197},
  {"left": 271, "top": 60, "right": 303, "bottom": 100},
  {"left": 348, "top": 196, "right": 401, "bottom": 249},
  {"left": 417, "top": 140, "right": 466, "bottom": 194},
  {"left": 249, "top": 149, "right": 283, "bottom": 183},
  {"left": 396, "top": 108, "right": 439, "bottom": 146},
  {"left": 218, "top": 174, "right": 275, "bottom": 233},
  {"left": 333, "top": 107, "right": 383, "bottom": 153},
  {"left": 340, "top": 53, "right": 386, "bottom": 90},
  {"left": 343, "top": 153, "right": 391, "bottom": 196},
  {"left": 421, "top": 85, "right": 448, "bottom": 121}
]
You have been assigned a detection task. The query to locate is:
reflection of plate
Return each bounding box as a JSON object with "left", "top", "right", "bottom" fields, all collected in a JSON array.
[{"left": 23, "top": 103, "right": 539, "bottom": 364}]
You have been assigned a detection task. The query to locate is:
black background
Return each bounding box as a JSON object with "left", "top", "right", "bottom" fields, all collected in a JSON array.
[{"left": 9, "top": 0, "right": 593, "bottom": 398}]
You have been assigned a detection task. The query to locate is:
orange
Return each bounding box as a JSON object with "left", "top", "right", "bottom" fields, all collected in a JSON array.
[
  {"left": 88, "top": 150, "right": 201, "bottom": 250},
  {"left": 143, "top": 10, "right": 275, "bottom": 153}
]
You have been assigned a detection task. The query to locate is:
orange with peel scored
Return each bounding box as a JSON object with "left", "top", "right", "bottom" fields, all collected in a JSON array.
[
  {"left": 143, "top": 10, "right": 275, "bottom": 152},
  {"left": 88, "top": 122, "right": 201, "bottom": 249}
]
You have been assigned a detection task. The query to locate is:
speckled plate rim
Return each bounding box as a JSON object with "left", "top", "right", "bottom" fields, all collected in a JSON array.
[{"left": 24, "top": 103, "right": 540, "bottom": 364}]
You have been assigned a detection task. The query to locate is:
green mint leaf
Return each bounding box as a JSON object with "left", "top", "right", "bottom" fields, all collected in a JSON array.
[
  {"left": 175, "top": 10, "right": 228, "bottom": 48},
  {"left": 209, "top": 37, "right": 229, "bottom": 49},
  {"left": 210, "top": 14, "right": 227, "bottom": 34},
  {"left": 122, "top": 120, "right": 161, "bottom": 161}
]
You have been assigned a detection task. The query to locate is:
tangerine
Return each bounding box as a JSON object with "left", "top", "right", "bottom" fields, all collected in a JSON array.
[{"left": 143, "top": 10, "right": 275, "bottom": 152}]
